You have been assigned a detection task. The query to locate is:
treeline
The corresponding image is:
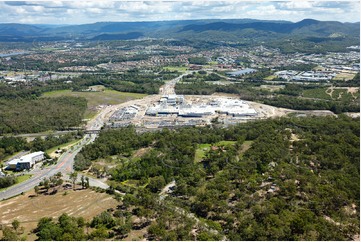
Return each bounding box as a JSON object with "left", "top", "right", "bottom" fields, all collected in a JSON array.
[
  {"left": 29, "top": 132, "right": 82, "bottom": 152},
  {"left": 70, "top": 71, "right": 168, "bottom": 94},
  {"left": 55, "top": 70, "right": 177, "bottom": 95},
  {"left": 181, "top": 72, "right": 224, "bottom": 82},
  {"left": 175, "top": 81, "right": 360, "bottom": 113},
  {"left": 0, "top": 68, "right": 181, "bottom": 135},
  {"left": 0, "top": 97, "right": 87, "bottom": 134},
  {"left": 276, "top": 63, "right": 318, "bottom": 72},
  {"left": 263, "top": 95, "right": 360, "bottom": 113},
  {"left": 0, "top": 136, "right": 27, "bottom": 160},
  {"left": 0, "top": 69, "right": 180, "bottom": 101},
  {"left": 72, "top": 115, "right": 359, "bottom": 240},
  {"left": 0, "top": 53, "right": 152, "bottom": 71},
  {"left": 267, "top": 36, "right": 359, "bottom": 53},
  {"left": 0, "top": 132, "right": 81, "bottom": 161},
  {"left": 0, "top": 175, "right": 16, "bottom": 189},
  {"left": 188, "top": 57, "right": 208, "bottom": 65},
  {"left": 34, "top": 214, "right": 86, "bottom": 241}
]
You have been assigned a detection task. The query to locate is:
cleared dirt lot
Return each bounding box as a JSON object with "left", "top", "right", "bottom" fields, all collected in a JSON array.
[{"left": 0, "top": 189, "right": 119, "bottom": 240}]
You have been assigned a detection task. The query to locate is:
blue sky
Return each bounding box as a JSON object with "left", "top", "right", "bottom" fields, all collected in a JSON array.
[{"left": 0, "top": 1, "right": 359, "bottom": 24}]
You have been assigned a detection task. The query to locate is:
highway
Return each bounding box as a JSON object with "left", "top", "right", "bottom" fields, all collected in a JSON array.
[
  {"left": 0, "top": 108, "right": 112, "bottom": 201},
  {"left": 160, "top": 71, "right": 191, "bottom": 95}
]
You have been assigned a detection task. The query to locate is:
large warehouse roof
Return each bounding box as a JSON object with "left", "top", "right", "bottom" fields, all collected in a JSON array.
[{"left": 226, "top": 68, "right": 257, "bottom": 76}]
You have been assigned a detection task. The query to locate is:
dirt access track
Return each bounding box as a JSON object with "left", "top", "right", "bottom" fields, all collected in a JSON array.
[{"left": 0, "top": 189, "right": 118, "bottom": 240}]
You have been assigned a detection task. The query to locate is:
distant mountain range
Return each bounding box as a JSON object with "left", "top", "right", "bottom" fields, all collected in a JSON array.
[{"left": 0, "top": 19, "right": 359, "bottom": 43}]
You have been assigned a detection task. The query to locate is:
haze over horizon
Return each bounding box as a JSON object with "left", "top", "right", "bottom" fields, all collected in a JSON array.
[{"left": 0, "top": 1, "right": 359, "bottom": 25}]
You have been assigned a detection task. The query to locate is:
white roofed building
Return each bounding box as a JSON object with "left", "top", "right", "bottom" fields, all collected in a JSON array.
[{"left": 6, "top": 151, "right": 45, "bottom": 171}]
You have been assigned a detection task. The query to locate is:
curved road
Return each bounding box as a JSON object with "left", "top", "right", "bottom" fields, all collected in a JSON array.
[{"left": 0, "top": 112, "right": 111, "bottom": 201}]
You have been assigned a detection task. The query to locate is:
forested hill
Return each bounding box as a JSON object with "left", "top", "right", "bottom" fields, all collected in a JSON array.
[
  {"left": 178, "top": 19, "right": 358, "bottom": 35},
  {"left": 0, "top": 19, "right": 359, "bottom": 47},
  {"left": 72, "top": 115, "right": 360, "bottom": 240}
]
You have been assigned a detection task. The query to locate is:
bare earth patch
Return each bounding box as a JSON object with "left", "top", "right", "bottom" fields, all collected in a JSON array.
[
  {"left": 0, "top": 189, "right": 119, "bottom": 240},
  {"left": 347, "top": 87, "right": 359, "bottom": 99},
  {"left": 325, "top": 86, "right": 334, "bottom": 98},
  {"left": 132, "top": 147, "right": 152, "bottom": 159},
  {"left": 337, "top": 91, "right": 344, "bottom": 100}
]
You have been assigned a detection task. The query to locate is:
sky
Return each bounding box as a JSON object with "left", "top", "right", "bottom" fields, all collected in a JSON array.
[{"left": 0, "top": 1, "right": 359, "bottom": 25}]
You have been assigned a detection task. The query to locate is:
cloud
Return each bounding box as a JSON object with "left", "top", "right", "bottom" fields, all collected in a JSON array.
[
  {"left": 0, "top": 1, "right": 359, "bottom": 24},
  {"left": 277, "top": 1, "right": 315, "bottom": 10}
]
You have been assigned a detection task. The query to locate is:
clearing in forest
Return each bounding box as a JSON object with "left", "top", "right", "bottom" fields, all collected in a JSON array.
[
  {"left": 304, "top": 87, "right": 359, "bottom": 101},
  {"left": 194, "top": 140, "right": 240, "bottom": 163}
]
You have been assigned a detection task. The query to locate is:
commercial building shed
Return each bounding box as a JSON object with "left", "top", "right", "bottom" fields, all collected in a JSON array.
[
  {"left": 6, "top": 151, "right": 45, "bottom": 171},
  {"left": 226, "top": 68, "right": 257, "bottom": 77}
]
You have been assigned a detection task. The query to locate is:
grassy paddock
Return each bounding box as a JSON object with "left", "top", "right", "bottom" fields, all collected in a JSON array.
[
  {"left": 43, "top": 89, "right": 147, "bottom": 119},
  {"left": 334, "top": 72, "right": 357, "bottom": 81},
  {"left": 163, "top": 66, "right": 188, "bottom": 73},
  {"left": 195, "top": 141, "right": 237, "bottom": 162},
  {"left": 46, "top": 139, "right": 82, "bottom": 156},
  {"left": 16, "top": 174, "right": 32, "bottom": 183},
  {"left": 264, "top": 75, "right": 277, "bottom": 80},
  {"left": 303, "top": 88, "right": 332, "bottom": 100},
  {"left": 215, "top": 140, "right": 236, "bottom": 146}
]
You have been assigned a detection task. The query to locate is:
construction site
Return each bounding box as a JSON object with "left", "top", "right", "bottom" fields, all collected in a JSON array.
[
  {"left": 103, "top": 71, "right": 337, "bottom": 130},
  {"left": 106, "top": 94, "right": 274, "bottom": 129}
]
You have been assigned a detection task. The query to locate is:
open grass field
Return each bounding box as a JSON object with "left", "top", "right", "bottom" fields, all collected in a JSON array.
[
  {"left": 194, "top": 144, "right": 211, "bottom": 163},
  {"left": 16, "top": 174, "right": 32, "bottom": 184},
  {"left": 46, "top": 139, "right": 82, "bottom": 158},
  {"left": 194, "top": 141, "right": 237, "bottom": 162},
  {"left": 333, "top": 72, "right": 357, "bottom": 81},
  {"left": 303, "top": 88, "right": 332, "bottom": 100},
  {"left": 216, "top": 140, "right": 236, "bottom": 146},
  {"left": 0, "top": 189, "right": 119, "bottom": 240},
  {"left": 163, "top": 66, "right": 188, "bottom": 73},
  {"left": 264, "top": 75, "right": 277, "bottom": 80},
  {"left": 259, "top": 85, "right": 285, "bottom": 92},
  {"left": 42, "top": 88, "right": 147, "bottom": 119}
]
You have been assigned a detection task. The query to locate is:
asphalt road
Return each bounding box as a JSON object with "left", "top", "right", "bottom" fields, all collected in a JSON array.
[
  {"left": 0, "top": 121, "right": 109, "bottom": 201},
  {"left": 1, "top": 71, "right": 190, "bottom": 201}
]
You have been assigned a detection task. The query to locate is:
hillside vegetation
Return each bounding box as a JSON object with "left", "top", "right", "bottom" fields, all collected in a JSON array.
[
  {"left": 71, "top": 115, "right": 359, "bottom": 240},
  {"left": 0, "top": 97, "right": 86, "bottom": 134}
]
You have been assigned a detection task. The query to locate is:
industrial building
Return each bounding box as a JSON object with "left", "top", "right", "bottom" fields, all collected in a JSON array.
[
  {"left": 6, "top": 151, "right": 45, "bottom": 171},
  {"left": 226, "top": 68, "right": 257, "bottom": 77},
  {"left": 179, "top": 105, "right": 215, "bottom": 117},
  {"left": 160, "top": 95, "right": 184, "bottom": 105},
  {"left": 275, "top": 70, "right": 336, "bottom": 82}
]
